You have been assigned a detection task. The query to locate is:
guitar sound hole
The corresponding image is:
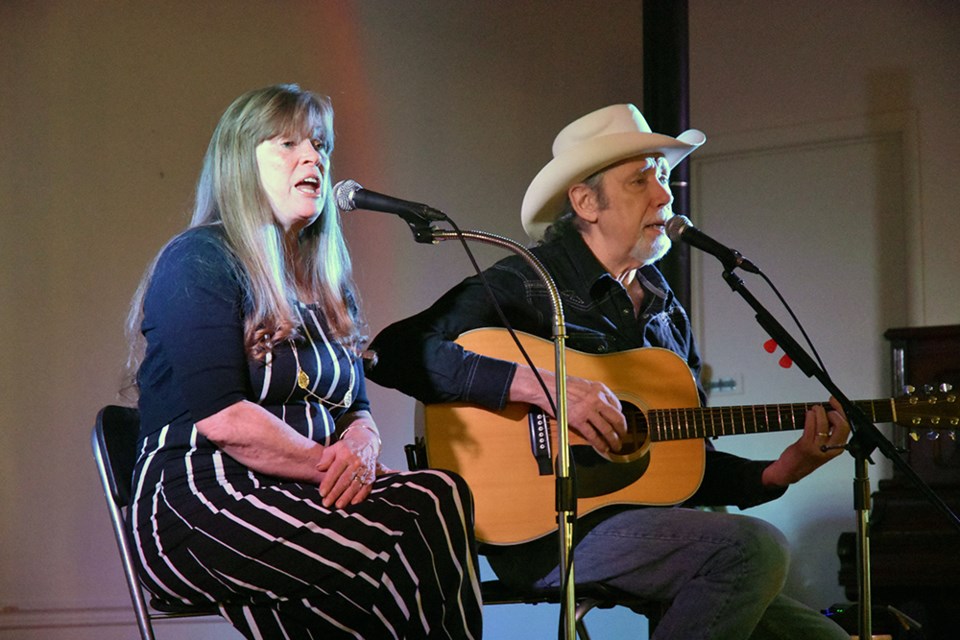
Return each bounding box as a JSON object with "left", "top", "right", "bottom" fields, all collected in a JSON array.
[
  {"left": 570, "top": 401, "right": 651, "bottom": 498},
  {"left": 620, "top": 401, "right": 649, "bottom": 456}
]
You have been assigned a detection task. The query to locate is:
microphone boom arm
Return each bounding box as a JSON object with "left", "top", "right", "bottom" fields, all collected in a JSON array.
[{"left": 395, "top": 210, "right": 442, "bottom": 243}]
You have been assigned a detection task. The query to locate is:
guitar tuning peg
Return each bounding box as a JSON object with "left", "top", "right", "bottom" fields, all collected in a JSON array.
[
  {"left": 948, "top": 431, "right": 957, "bottom": 441},
  {"left": 939, "top": 383, "right": 953, "bottom": 393},
  {"left": 909, "top": 430, "right": 921, "bottom": 442},
  {"left": 925, "top": 430, "right": 940, "bottom": 441},
  {"left": 923, "top": 384, "right": 934, "bottom": 394},
  {"left": 778, "top": 354, "right": 793, "bottom": 369},
  {"left": 903, "top": 385, "right": 916, "bottom": 395}
]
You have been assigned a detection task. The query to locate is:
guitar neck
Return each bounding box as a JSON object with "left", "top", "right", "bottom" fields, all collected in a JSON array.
[{"left": 645, "top": 398, "right": 894, "bottom": 441}]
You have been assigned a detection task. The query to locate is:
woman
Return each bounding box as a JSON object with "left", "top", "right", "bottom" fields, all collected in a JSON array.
[{"left": 125, "top": 84, "right": 482, "bottom": 639}]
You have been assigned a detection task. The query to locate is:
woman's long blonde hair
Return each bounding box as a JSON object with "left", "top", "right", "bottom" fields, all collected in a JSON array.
[{"left": 125, "top": 84, "right": 362, "bottom": 392}]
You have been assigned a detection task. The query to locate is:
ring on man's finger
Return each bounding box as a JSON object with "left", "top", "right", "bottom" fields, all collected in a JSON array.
[{"left": 817, "top": 432, "right": 830, "bottom": 438}]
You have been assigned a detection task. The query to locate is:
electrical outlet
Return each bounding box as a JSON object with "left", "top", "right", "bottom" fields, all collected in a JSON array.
[{"left": 705, "top": 373, "right": 743, "bottom": 396}]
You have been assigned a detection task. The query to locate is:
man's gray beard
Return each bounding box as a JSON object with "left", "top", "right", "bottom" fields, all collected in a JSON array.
[{"left": 642, "top": 237, "right": 672, "bottom": 266}]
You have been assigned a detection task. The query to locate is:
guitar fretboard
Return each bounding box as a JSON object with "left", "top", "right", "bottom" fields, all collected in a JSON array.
[{"left": 644, "top": 399, "right": 895, "bottom": 442}]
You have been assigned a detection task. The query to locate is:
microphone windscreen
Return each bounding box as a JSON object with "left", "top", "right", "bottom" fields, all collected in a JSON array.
[
  {"left": 665, "top": 214, "right": 692, "bottom": 242},
  {"left": 333, "top": 179, "right": 361, "bottom": 211}
]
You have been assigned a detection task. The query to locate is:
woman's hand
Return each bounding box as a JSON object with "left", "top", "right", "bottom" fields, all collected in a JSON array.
[{"left": 316, "top": 418, "right": 381, "bottom": 508}]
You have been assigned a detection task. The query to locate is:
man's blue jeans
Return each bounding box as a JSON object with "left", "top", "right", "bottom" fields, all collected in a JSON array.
[{"left": 526, "top": 507, "right": 849, "bottom": 639}]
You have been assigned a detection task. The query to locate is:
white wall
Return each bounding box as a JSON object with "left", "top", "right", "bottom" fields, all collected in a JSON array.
[
  {"left": 1, "top": 1, "right": 956, "bottom": 638},
  {"left": 686, "top": 1, "right": 959, "bottom": 612}
]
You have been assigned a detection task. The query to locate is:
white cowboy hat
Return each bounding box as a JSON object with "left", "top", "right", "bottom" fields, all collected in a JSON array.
[{"left": 520, "top": 104, "right": 706, "bottom": 241}]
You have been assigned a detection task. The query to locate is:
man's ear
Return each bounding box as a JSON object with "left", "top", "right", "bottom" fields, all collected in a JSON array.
[{"left": 568, "top": 183, "right": 599, "bottom": 224}]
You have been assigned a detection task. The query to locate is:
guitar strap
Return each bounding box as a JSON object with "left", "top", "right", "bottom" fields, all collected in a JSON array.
[{"left": 527, "top": 409, "right": 553, "bottom": 475}]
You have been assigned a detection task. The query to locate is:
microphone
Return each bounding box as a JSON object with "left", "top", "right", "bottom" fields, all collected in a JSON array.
[
  {"left": 333, "top": 179, "right": 447, "bottom": 222},
  {"left": 665, "top": 214, "right": 760, "bottom": 274}
]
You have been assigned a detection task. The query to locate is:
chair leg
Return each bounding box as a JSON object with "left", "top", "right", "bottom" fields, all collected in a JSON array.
[
  {"left": 575, "top": 618, "right": 592, "bottom": 640},
  {"left": 575, "top": 596, "right": 662, "bottom": 639},
  {"left": 575, "top": 599, "right": 597, "bottom": 640}
]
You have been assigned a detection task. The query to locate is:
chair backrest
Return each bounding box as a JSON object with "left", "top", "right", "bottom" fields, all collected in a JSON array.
[
  {"left": 93, "top": 405, "right": 141, "bottom": 507},
  {"left": 91, "top": 404, "right": 218, "bottom": 640},
  {"left": 92, "top": 404, "right": 159, "bottom": 640}
]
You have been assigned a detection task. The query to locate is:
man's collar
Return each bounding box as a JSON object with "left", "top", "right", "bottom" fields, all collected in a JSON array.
[
  {"left": 555, "top": 230, "right": 611, "bottom": 286},
  {"left": 636, "top": 264, "right": 671, "bottom": 302}
]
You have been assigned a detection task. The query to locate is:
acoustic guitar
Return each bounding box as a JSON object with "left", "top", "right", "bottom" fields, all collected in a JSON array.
[{"left": 419, "top": 328, "right": 959, "bottom": 545}]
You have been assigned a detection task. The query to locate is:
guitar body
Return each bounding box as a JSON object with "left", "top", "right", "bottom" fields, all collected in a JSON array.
[{"left": 420, "top": 328, "right": 706, "bottom": 545}]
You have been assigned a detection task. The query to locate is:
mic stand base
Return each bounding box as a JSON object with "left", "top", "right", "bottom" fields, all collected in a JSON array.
[{"left": 852, "top": 445, "right": 873, "bottom": 638}]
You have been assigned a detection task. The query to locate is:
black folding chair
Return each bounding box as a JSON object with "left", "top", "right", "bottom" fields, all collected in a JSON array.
[{"left": 91, "top": 405, "right": 220, "bottom": 640}]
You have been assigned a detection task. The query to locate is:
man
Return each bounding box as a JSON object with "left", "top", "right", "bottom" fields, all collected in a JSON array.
[{"left": 367, "top": 104, "right": 851, "bottom": 638}]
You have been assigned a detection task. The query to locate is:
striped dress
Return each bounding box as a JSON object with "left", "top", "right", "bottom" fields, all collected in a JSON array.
[{"left": 130, "top": 225, "right": 482, "bottom": 639}]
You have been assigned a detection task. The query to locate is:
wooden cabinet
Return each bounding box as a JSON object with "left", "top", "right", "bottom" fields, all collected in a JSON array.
[{"left": 837, "top": 325, "right": 960, "bottom": 639}]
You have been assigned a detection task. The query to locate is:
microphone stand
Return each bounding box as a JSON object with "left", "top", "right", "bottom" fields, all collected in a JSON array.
[
  {"left": 719, "top": 266, "right": 960, "bottom": 640},
  {"left": 397, "top": 214, "right": 578, "bottom": 640}
]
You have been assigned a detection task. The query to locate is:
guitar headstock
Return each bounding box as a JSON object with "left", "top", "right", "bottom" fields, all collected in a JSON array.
[{"left": 894, "top": 384, "right": 959, "bottom": 441}]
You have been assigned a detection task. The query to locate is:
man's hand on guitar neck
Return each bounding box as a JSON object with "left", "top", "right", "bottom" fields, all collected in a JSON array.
[
  {"left": 761, "top": 397, "right": 851, "bottom": 487},
  {"left": 509, "top": 365, "right": 627, "bottom": 455}
]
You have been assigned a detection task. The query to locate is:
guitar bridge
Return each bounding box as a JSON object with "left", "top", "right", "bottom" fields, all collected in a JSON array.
[{"left": 528, "top": 408, "right": 553, "bottom": 476}]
